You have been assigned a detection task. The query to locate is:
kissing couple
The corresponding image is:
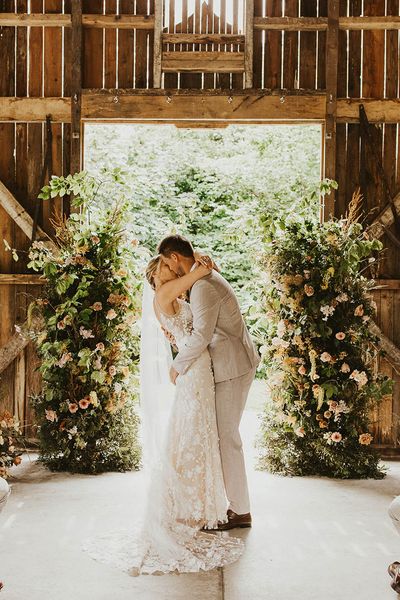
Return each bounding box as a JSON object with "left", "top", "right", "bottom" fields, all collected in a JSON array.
[{"left": 83, "top": 234, "right": 260, "bottom": 575}]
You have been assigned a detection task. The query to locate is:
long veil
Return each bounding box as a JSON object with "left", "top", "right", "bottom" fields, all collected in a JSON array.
[{"left": 139, "top": 280, "right": 175, "bottom": 472}]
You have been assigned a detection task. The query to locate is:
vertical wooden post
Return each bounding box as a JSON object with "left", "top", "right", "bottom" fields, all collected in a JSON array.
[
  {"left": 323, "top": 0, "right": 339, "bottom": 220},
  {"left": 244, "top": 0, "right": 254, "bottom": 88},
  {"left": 70, "top": 0, "right": 82, "bottom": 176},
  {"left": 153, "top": 0, "right": 163, "bottom": 88}
]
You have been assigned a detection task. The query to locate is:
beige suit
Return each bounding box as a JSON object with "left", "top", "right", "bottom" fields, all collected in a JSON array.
[{"left": 173, "top": 270, "right": 260, "bottom": 514}]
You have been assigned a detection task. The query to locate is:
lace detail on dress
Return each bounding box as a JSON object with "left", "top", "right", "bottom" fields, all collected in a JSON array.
[{"left": 82, "top": 299, "right": 244, "bottom": 574}]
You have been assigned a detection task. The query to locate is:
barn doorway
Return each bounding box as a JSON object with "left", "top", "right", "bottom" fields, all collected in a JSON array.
[{"left": 83, "top": 122, "right": 323, "bottom": 444}]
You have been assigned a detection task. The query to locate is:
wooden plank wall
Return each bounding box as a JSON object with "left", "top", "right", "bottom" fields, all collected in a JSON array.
[{"left": 0, "top": 0, "right": 400, "bottom": 447}]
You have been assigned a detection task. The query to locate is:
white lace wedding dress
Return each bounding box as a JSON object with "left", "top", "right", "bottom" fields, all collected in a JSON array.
[{"left": 82, "top": 298, "right": 244, "bottom": 575}]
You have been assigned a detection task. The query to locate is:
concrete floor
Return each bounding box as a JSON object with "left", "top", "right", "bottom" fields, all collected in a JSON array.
[{"left": 1, "top": 381, "right": 400, "bottom": 600}]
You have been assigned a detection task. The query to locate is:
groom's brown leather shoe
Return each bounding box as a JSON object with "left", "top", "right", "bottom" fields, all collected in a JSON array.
[
  {"left": 205, "top": 509, "right": 252, "bottom": 532},
  {"left": 388, "top": 562, "right": 400, "bottom": 593}
]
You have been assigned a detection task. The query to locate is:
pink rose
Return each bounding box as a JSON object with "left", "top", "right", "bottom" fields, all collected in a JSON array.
[
  {"left": 335, "top": 332, "right": 345, "bottom": 340},
  {"left": 331, "top": 432, "right": 342, "bottom": 443},
  {"left": 78, "top": 398, "right": 90, "bottom": 410}
]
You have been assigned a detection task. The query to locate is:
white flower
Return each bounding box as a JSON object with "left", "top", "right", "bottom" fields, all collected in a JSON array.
[
  {"left": 271, "top": 337, "right": 290, "bottom": 348},
  {"left": 320, "top": 305, "right": 335, "bottom": 321},
  {"left": 45, "top": 409, "right": 58, "bottom": 422},
  {"left": 336, "top": 292, "right": 349, "bottom": 303},
  {"left": 79, "top": 326, "right": 94, "bottom": 339},
  {"left": 349, "top": 369, "right": 368, "bottom": 388},
  {"left": 276, "top": 320, "right": 286, "bottom": 337}
]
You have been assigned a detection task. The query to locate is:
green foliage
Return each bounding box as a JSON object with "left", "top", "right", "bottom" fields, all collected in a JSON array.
[
  {"left": 84, "top": 124, "right": 322, "bottom": 364},
  {"left": 28, "top": 173, "right": 146, "bottom": 474},
  {"left": 257, "top": 207, "right": 393, "bottom": 479}
]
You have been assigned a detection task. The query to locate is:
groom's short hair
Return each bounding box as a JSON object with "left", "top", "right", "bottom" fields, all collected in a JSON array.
[{"left": 158, "top": 235, "right": 194, "bottom": 258}]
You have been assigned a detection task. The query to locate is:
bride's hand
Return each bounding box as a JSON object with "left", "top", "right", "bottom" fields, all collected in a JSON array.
[{"left": 194, "top": 252, "right": 220, "bottom": 272}]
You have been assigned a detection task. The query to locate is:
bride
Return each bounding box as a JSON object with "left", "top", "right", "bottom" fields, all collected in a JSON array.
[{"left": 82, "top": 252, "right": 244, "bottom": 575}]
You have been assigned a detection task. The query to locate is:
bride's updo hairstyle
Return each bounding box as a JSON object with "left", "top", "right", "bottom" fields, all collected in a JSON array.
[{"left": 145, "top": 256, "right": 161, "bottom": 290}]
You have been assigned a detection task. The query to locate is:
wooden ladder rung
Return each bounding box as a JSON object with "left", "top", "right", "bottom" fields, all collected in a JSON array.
[
  {"left": 162, "top": 33, "right": 245, "bottom": 44},
  {"left": 162, "top": 51, "right": 245, "bottom": 73}
]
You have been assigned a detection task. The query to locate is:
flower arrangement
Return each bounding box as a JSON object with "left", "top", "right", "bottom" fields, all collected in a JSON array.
[
  {"left": 25, "top": 171, "right": 145, "bottom": 473},
  {"left": 0, "top": 411, "right": 24, "bottom": 478},
  {"left": 258, "top": 194, "right": 393, "bottom": 479}
]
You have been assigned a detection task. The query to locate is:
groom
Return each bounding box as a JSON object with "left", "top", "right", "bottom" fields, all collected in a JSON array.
[{"left": 158, "top": 234, "right": 260, "bottom": 530}]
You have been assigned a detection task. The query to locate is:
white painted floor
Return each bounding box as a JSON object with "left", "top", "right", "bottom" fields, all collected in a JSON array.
[{"left": 1, "top": 382, "right": 400, "bottom": 600}]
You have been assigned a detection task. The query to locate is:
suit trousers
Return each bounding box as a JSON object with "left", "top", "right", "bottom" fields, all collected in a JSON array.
[{"left": 215, "top": 366, "right": 256, "bottom": 515}]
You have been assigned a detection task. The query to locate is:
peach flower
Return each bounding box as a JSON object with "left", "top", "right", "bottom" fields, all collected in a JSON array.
[
  {"left": 359, "top": 433, "right": 373, "bottom": 445},
  {"left": 304, "top": 284, "right": 314, "bottom": 296},
  {"left": 78, "top": 398, "right": 90, "bottom": 410},
  {"left": 335, "top": 332, "right": 346, "bottom": 340},
  {"left": 354, "top": 304, "right": 364, "bottom": 317},
  {"left": 91, "top": 302, "right": 103, "bottom": 311},
  {"left": 68, "top": 403, "right": 79, "bottom": 414},
  {"left": 331, "top": 432, "right": 342, "bottom": 443}
]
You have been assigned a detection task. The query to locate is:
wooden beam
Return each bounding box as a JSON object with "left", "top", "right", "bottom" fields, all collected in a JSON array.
[
  {"left": 371, "top": 279, "right": 400, "bottom": 290},
  {"left": 0, "top": 95, "right": 399, "bottom": 123},
  {"left": 0, "top": 332, "right": 29, "bottom": 376},
  {"left": 162, "top": 51, "right": 245, "bottom": 73},
  {"left": 153, "top": 0, "right": 162, "bottom": 88},
  {"left": 82, "top": 14, "right": 154, "bottom": 29},
  {"left": 323, "top": 0, "right": 339, "bottom": 220},
  {"left": 253, "top": 16, "right": 400, "bottom": 31},
  {"left": 244, "top": 0, "right": 254, "bottom": 88},
  {"left": 0, "top": 179, "right": 57, "bottom": 252},
  {"left": 369, "top": 320, "right": 400, "bottom": 373},
  {"left": 0, "top": 13, "right": 155, "bottom": 29},
  {"left": 81, "top": 92, "right": 327, "bottom": 120},
  {"left": 70, "top": 0, "right": 82, "bottom": 175},
  {"left": 340, "top": 16, "right": 400, "bottom": 30},
  {"left": 367, "top": 191, "right": 400, "bottom": 239},
  {"left": 337, "top": 98, "right": 400, "bottom": 123},
  {"left": 1, "top": 13, "right": 399, "bottom": 30},
  {"left": 254, "top": 16, "right": 328, "bottom": 31},
  {"left": 0, "top": 97, "right": 70, "bottom": 122},
  {"left": 0, "top": 13, "right": 71, "bottom": 26},
  {"left": 0, "top": 274, "right": 45, "bottom": 285}
]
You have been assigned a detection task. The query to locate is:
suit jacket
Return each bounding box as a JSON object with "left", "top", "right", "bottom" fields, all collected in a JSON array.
[{"left": 172, "top": 270, "right": 260, "bottom": 383}]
